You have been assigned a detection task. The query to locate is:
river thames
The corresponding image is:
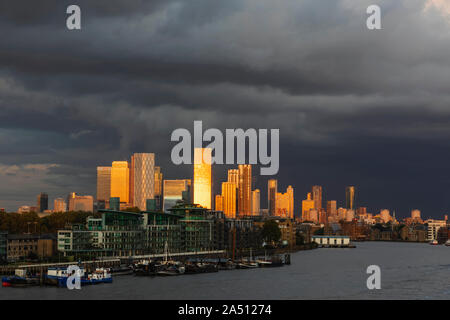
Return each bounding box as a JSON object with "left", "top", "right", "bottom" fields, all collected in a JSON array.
[{"left": 1, "top": 242, "right": 449, "bottom": 300}]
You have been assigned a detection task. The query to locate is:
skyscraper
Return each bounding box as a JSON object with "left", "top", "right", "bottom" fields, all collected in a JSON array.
[
  {"left": 238, "top": 164, "right": 252, "bottom": 216},
  {"left": 345, "top": 186, "right": 355, "bottom": 210},
  {"left": 312, "top": 185, "right": 322, "bottom": 210},
  {"left": 215, "top": 195, "right": 224, "bottom": 212},
  {"left": 129, "top": 155, "right": 135, "bottom": 206},
  {"left": 96, "top": 166, "right": 111, "bottom": 202},
  {"left": 133, "top": 153, "right": 155, "bottom": 211},
  {"left": 111, "top": 161, "right": 130, "bottom": 203},
  {"left": 251, "top": 189, "right": 260, "bottom": 216},
  {"left": 193, "top": 148, "right": 212, "bottom": 209},
  {"left": 154, "top": 166, "right": 163, "bottom": 210},
  {"left": 37, "top": 193, "right": 48, "bottom": 213},
  {"left": 268, "top": 179, "right": 277, "bottom": 215},
  {"left": 228, "top": 169, "right": 239, "bottom": 185},
  {"left": 275, "top": 186, "right": 294, "bottom": 218},
  {"left": 327, "top": 200, "right": 337, "bottom": 217},
  {"left": 163, "top": 179, "right": 190, "bottom": 211},
  {"left": 302, "top": 192, "right": 315, "bottom": 221},
  {"left": 222, "top": 181, "right": 237, "bottom": 218}
]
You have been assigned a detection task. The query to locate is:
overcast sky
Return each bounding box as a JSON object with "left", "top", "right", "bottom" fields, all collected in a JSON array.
[{"left": 1, "top": 0, "right": 450, "bottom": 218}]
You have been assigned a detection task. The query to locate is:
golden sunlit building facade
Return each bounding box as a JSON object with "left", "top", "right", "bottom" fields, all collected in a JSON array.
[
  {"left": 222, "top": 181, "right": 237, "bottom": 218},
  {"left": 193, "top": 148, "right": 212, "bottom": 209},
  {"left": 268, "top": 179, "right": 277, "bottom": 216},
  {"left": 228, "top": 169, "right": 239, "bottom": 186},
  {"left": 275, "top": 186, "right": 294, "bottom": 219},
  {"left": 111, "top": 161, "right": 130, "bottom": 204},
  {"left": 302, "top": 192, "right": 315, "bottom": 221},
  {"left": 238, "top": 164, "right": 252, "bottom": 216},
  {"left": 215, "top": 195, "right": 224, "bottom": 212},
  {"left": 251, "top": 189, "right": 260, "bottom": 216}
]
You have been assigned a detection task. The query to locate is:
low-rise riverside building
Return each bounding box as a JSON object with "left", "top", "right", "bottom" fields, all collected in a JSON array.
[
  {"left": 312, "top": 235, "right": 351, "bottom": 247},
  {"left": 7, "top": 234, "right": 56, "bottom": 261}
]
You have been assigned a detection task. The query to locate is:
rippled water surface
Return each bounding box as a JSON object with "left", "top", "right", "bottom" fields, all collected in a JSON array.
[{"left": 1, "top": 242, "right": 449, "bottom": 299}]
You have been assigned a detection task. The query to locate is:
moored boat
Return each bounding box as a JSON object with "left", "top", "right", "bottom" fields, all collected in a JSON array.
[
  {"left": 87, "top": 268, "right": 112, "bottom": 284},
  {"left": 2, "top": 269, "right": 40, "bottom": 287}
]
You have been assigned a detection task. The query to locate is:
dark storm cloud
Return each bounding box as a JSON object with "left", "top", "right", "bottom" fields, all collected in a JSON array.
[{"left": 0, "top": 0, "right": 449, "bottom": 217}]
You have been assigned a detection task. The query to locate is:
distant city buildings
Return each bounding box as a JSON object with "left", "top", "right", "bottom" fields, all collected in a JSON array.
[
  {"left": 163, "top": 179, "right": 191, "bottom": 212},
  {"left": 17, "top": 206, "right": 38, "bottom": 214}
]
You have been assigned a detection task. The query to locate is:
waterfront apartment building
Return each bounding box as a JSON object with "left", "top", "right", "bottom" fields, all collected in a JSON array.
[
  {"left": 53, "top": 198, "right": 67, "bottom": 213},
  {"left": 268, "top": 179, "right": 277, "bottom": 215},
  {"left": 96, "top": 166, "right": 111, "bottom": 204},
  {"left": 193, "top": 148, "right": 212, "bottom": 209},
  {"left": 132, "top": 153, "right": 155, "bottom": 211},
  {"left": 58, "top": 204, "right": 226, "bottom": 258},
  {"left": 163, "top": 179, "right": 191, "bottom": 211},
  {"left": 111, "top": 161, "right": 130, "bottom": 204}
]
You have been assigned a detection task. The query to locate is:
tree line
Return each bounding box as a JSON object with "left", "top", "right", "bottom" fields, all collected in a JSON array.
[{"left": 0, "top": 211, "right": 101, "bottom": 234}]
